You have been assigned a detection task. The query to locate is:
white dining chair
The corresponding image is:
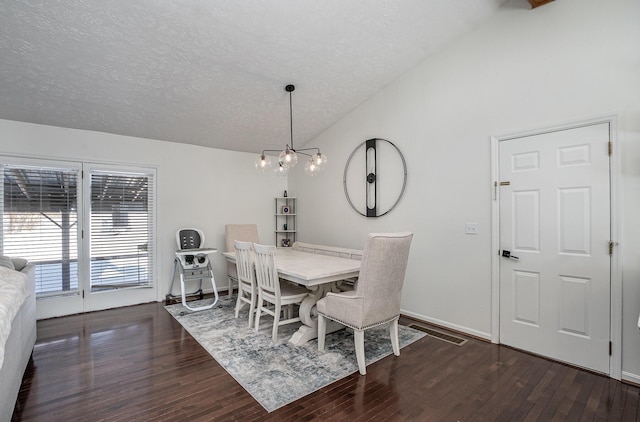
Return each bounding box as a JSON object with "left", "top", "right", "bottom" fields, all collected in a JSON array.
[
  {"left": 317, "top": 232, "right": 413, "bottom": 375},
  {"left": 253, "top": 243, "right": 309, "bottom": 342},
  {"left": 233, "top": 240, "right": 257, "bottom": 328},
  {"left": 225, "top": 224, "right": 259, "bottom": 296}
]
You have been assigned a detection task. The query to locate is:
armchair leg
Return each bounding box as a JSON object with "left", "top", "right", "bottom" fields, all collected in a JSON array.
[
  {"left": 354, "top": 329, "right": 366, "bottom": 375},
  {"left": 390, "top": 319, "right": 400, "bottom": 356},
  {"left": 318, "top": 314, "right": 326, "bottom": 351}
]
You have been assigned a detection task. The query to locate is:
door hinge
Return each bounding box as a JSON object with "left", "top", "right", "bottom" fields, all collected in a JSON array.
[
  {"left": 608, "top": 141, "right": 612, "bottom": 156},
  {"left": 82, "top": 290, "right": 85, "bottom": 299},
  {"left": 609, "top": 241, "right": 614, "bottom": 256},
  {"left": 609, "top": 341, "right": 612, "bottom": 356}
]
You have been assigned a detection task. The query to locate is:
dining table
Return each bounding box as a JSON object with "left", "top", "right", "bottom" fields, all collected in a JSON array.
[{"left": 223, "top": 247, "right": 361, "bottom": 346}]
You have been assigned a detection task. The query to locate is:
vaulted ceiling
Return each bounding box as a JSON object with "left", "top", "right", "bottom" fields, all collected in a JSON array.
[{"left": 0, "top": 0, "right": 512, "bottom": 154}]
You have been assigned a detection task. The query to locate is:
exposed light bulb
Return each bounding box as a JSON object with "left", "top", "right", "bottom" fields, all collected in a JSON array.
[
  {"left": 314, "top": 152, "right": 327, "bottom": 171},
  {"left": 275, "top": 162, "right": 289, "bottom": 176},
  {"left": 279, "top": 148, "right": 297, "bottom": 168},
  {"left": 254, "top": 154, "right": 272, "bottom": 172},
  {"left": 304, "top": 159, "right": 317, "bottom": 175}
]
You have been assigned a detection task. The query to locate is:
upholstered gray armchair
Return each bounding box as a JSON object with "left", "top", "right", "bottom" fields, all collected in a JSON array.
[{"left": 317, "top": 232, "right": 413, "bottom": 375}]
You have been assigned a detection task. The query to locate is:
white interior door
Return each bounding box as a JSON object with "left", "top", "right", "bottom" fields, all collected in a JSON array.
[{"left": 498, "top": 123, "right": 611, "bottom": 373}]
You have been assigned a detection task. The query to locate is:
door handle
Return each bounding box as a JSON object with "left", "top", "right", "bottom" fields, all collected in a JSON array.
[{"left": 501, "top": 250, "right": 519, "bottom": 260}]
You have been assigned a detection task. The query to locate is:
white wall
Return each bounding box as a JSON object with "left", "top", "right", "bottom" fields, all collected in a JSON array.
[
  {"left": 0, "top": 119, "right": 287, "bottom": 306},
  {"left": 289, "top": 0, "right": 640, "bottom": 380},
  {"left": 1, "top": 0, "right": 638, "bottom": 381}
]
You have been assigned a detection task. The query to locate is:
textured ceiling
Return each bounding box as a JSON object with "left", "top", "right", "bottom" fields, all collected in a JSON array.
[{"left": 0, "top": 0, "right": 508, "bottom": 154}]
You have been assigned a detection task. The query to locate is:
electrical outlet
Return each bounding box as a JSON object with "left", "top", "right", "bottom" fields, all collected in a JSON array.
[{"left": 465, "top": 222, "right": 478, "bottom": 235}]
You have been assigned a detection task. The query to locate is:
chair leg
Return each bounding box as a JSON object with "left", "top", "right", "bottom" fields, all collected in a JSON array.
[
  {"left": 318, "top": 314, "right": 326, "bottom": 351},
  {"left": 354, "top": 329, "right": 366, "bottom": 375},
  {"left": 272, "top": 303, "right": 281, "bottom": 342},
  {"left": 247, "top": 290, "right": 256, "bottom": 329},
  {"left": 254, "top": 294, "right": 262, "bottom": 332},
  {"left": 234, "top": 285, "right": 244, "bottom": 319},
  {"left": 390, "top": 319, "right": 400, "bottom": 356}
]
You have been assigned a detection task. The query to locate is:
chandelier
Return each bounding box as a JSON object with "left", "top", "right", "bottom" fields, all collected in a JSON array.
[{"left": 255, "top": 84, "right": 327, "bottom": 176}]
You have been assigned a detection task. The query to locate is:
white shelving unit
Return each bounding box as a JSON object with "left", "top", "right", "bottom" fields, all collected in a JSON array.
[{"left": 275, "top": 196, "right": 296, "bottom": 247}]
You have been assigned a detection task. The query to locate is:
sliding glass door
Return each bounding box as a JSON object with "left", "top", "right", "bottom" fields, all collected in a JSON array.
[
  {"left": 1, "top": 158, "right": 84, "bottom": 316},
  {"left": 84, "top": 165, "right": 156, "bottom": 312},
  {"left": 1, "top": 157, "right": 157, "bottom": 318}
]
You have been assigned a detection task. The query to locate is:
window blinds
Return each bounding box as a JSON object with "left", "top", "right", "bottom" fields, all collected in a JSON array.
[
  {"left": 90, "top": 170, "right": 155, "bottom": 291},
  {"left": 1, "top": 162, "right": 156, "bottom": 297},
  {"left": 1, "top": 164, "right": 80, "bottom": 296}
]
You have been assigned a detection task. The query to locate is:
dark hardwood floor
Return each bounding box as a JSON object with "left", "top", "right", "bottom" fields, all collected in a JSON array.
[{"left": 12, "top": 302, "right": 640, "bottom": 421}]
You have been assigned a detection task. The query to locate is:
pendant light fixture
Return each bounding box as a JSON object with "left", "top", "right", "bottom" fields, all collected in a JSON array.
[{"left": 255, "top": 84, "right": 327, "bottom": 176}]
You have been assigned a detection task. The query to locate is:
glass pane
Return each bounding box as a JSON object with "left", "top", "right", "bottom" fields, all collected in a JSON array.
[
  {"left": 2, "top": 165, "right": 80, "bottom": 296},
  {"left": 90, "top": 171, "right": 154, "bottom": 292}
]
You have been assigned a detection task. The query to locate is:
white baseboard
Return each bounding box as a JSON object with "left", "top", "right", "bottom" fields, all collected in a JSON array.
[
  {"left": 622, "top": 371, "right": 640, "bottom": 385},
  {"left": 400, "top": 308, "right": 492, "bottom": 341}
]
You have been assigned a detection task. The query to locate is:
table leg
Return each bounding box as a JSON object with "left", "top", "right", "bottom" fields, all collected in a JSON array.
[{"left": 289, "top": 282, "right": 344, "bottom": 346}]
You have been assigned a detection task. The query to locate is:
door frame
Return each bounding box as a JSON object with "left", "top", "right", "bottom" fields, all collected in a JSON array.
[{"left": 490, "top": 114, "right": 621, "bottom": 379}]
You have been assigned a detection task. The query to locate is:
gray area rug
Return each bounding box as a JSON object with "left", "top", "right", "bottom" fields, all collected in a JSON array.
[{"left": 165, "top": 297, "right": 425, "bottom": 412}]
